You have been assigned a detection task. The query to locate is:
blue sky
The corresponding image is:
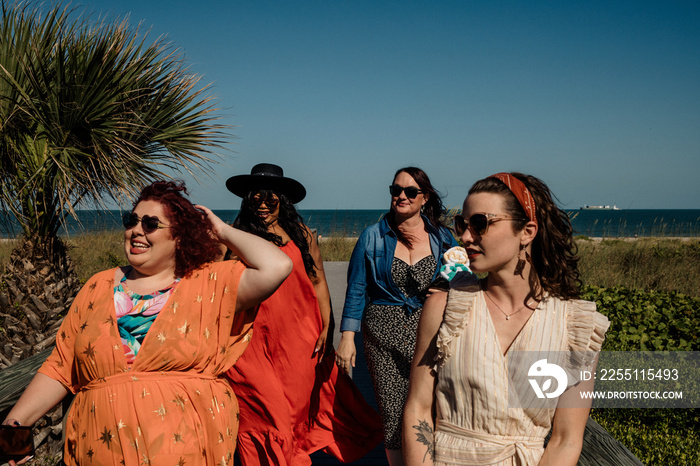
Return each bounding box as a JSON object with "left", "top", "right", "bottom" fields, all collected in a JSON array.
[{"left": 83, "top": 0, "right": 699, "bottom": 209}]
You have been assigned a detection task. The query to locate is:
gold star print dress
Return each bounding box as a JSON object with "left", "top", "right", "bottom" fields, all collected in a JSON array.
[{"left": 38, "top": 261, "right": 251, "bottom": 466}]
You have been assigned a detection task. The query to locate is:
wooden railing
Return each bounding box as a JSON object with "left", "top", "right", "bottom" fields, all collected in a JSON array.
[{"left": 0, "top": 348, "right": 52, "bottom": 414}]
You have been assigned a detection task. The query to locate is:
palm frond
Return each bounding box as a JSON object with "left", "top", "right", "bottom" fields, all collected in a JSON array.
[{"left": 0, "top": 1, "right": 230, "bottom": 238}]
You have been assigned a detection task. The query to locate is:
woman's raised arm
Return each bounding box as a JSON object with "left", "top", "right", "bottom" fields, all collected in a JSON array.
[{"left": 196, "top": 205, "right": 292, "bottom": 312}]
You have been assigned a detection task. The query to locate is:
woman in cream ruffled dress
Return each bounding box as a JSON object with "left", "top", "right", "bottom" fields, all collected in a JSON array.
[{"left": 404, "top": 173, "right": 610, "bottom": 466}]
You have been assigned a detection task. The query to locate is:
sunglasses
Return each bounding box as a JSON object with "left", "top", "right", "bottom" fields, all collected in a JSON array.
[
  {"left": 453, "top": 213, "right": 527, "bottom": 236},
  {"left": 251, "top": 195, "right": 280, "bottom": 209},
  {"left": 389, "top": 184, "right": 424, "bottom": 199},
  {"left": 122, "top": 213, "right": 170, "bottom": 234}
]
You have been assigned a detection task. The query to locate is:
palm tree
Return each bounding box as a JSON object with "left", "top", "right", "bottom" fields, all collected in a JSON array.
[{"left": 0, "top": 1, "right": 228, "bottom": 367}]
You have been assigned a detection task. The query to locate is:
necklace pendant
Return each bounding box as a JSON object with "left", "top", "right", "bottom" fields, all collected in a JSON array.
[{"left": 505, "top": 315, "right": 510, "bottom": 320}]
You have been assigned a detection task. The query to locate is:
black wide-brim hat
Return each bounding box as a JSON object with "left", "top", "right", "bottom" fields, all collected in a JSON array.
[{"left": 226, "top": 163, "right": 307, "bottom": 204}]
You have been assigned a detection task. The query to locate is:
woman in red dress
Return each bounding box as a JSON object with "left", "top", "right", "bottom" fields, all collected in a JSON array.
[{"left": 225, "top": 163, "right": 382, "bottom": 466}]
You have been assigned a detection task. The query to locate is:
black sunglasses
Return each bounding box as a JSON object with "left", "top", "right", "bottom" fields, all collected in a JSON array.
[
  {"left": 122, "top": 213, "right": 170, "bottom": 234},
  {"left": 454, "top": 213, "right": 527, "bottom": 236},
  {"left": 251, "top": 194, "right": 280, "bottom": 209},
  {"left": 389, "top": 184, "right": 424, "bottom": 199}
]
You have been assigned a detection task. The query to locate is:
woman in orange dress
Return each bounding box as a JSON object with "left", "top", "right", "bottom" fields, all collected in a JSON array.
[
  {"left": 2, "top": 180, "right": 292, "bottom": 465},
  {"left": 404, "top": 173, "right": 609, "bottom": 465},
  {"left": 224, "top": 163, "right": 382, "bottom": 466}
]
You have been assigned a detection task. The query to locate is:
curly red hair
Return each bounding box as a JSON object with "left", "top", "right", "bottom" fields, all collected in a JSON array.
[{"left": 133, "top": 181, "right": 221, "bottom": 278}]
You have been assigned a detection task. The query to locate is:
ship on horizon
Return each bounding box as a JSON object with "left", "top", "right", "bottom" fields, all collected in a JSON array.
[{"left": 580, "top": 204, "right": 621, "bottom": 210}]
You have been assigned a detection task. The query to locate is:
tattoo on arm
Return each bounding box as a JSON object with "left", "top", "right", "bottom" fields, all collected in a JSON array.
[{"left": 412, "top": 419, "right": 434, "bottom": 462}]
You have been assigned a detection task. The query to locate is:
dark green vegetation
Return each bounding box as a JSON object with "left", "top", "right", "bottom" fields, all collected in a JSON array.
[
  {"left": 582, "top": 285, "right": 700, "bottom": 465},
  {"left": 0, "top": 1, "right": 226, "bottom": 366},
  {"left": 577, "top": 239, "right": 699, "bottom": 465}
]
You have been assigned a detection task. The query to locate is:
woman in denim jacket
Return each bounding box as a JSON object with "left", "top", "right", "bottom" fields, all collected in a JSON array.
[{"left": 336, "top": 167, "right": 456, "bottom": 466}]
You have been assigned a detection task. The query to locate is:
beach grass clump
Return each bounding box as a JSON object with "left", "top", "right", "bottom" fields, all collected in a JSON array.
[
  {"left": 0, "top": 239, "right": 17, "bottom": 266},
  {"left": 577, "top": 238, "right": 700, "bottom": 297},
  {"left": 318, "top": 236, "right": 357, "bottom": 261},
  {"left": 63, "top": 230, "right": 127, "bottom": 282}
]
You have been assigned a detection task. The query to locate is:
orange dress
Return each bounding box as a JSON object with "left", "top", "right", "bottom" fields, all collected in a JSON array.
[
  {"left": 226, "top": 242, "right": 382, "bottom": 465},
  {"left": 38, "top": 261, "right": 252, "bottom": 465}
]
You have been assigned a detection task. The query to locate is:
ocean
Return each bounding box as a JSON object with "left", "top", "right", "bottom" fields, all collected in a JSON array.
[{"left": 3, "top": 209, "right": 700, "bottom": 238}]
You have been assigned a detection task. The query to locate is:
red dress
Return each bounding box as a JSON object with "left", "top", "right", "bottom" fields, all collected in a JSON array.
[{"left": 226, "top": 241, "right": 383, "bottom": 465}]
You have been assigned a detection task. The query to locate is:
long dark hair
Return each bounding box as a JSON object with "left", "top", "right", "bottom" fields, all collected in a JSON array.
[
  {"left": 387, "top": 167, "right": 449, "bottom": 245},
  {"left": 468, "top": 173, "right": 581, "bottom": 299},
  {"left": 134, "top": 180, "right": 221, "bottom": 278},
  {"left": 233, "top": 189, "right": 317, "bottom": 277}
]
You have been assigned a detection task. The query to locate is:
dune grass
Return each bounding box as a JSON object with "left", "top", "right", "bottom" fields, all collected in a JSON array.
[
  {"left": 318, "top": 236, "right": 700, "bottom": 297},
  {"left": 576, "top": 237, "right": 700, "bottom": 296},
  {"left": 318, "top": 236, "right": 357, "bottom": 262},
  {"left": 3, "top": 233, "right": 699, "bottom": 297},
  {"left": 0, "top": 231, "right": 126, "bottom": 283},
  {"left": 65, "top": 231, "right": 128, "bottom": 281}
]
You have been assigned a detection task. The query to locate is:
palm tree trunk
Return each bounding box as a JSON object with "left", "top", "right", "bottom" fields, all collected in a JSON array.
[{"left": 0, "top": 234, "right": 80, "bottom": 366}]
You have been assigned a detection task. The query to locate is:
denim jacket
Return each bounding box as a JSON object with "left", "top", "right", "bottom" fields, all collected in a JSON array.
[{"left": 340, "top": 215, "right": 457, "bottom": 332}]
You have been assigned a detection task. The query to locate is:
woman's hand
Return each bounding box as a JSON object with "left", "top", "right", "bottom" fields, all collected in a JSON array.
[
  {"left": 335, "top": 331, "right": 356, "bottom": 375},
  {"left": 2, "top": 374, "right": 69, "bottom": 465},
  {"left": 6, "top": 452, "right": 32, "bottom": 466},
  {"left": 195, "top": 204, "right": 228, "bottom": 239},
  {"left": 314, "top": 327, "right": 329, "bottom": 362},
  {"left": 195, "top": 204, "right": 292, "bottom": 312},
  {"left": 1, "top": 419, "right": 32, "bottom": 466},
  {"left": 7, "top": 454, "right": 31, "bottom": 466}
]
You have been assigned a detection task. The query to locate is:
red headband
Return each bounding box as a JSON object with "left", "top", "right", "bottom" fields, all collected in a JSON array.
[{"left": 488, "top": 173, "right": 537, "bottom": 223}]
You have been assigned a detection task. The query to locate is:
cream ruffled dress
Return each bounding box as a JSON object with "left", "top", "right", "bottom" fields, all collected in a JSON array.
[{"left": 432, "top": 273, "right": 610, "bottom": 465}]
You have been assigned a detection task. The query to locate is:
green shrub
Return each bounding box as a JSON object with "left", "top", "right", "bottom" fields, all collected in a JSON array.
[
  {"left": 583, "top": 285, "right": 700, "bottom": 464},
  {"left": 582, "top": 285, "right": 698, "bottom": 351}
]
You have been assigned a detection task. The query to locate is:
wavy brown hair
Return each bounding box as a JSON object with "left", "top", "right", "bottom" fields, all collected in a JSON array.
[
  {"left": 469, "top": 173, "right": 581, "bottom": 299},
  {"left": 133, "top": 180, "right": 221, "bottom": 278},
  {"left": 387, "top": 167, "right": 449, "bottom": 246}
]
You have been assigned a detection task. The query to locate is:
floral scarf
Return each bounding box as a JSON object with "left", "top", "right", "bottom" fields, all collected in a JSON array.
[{"left": 113, "top": 270, "right": 180, "bottom": 364}]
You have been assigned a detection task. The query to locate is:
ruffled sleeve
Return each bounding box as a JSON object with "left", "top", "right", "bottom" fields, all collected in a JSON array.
[
  {"left": 565, "top": 299, "right": 611, "bottom": 380},
  {"left": 567, "top": 299, "right": 610, "bottom": 353},
  {"left": 433, "top": 272, "right": 479, "bottom": 370}
]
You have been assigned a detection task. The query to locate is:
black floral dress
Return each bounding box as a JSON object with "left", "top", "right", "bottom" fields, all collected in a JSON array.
[{"left": 362, "top": 255, "right": 437, "bottom": 449}]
